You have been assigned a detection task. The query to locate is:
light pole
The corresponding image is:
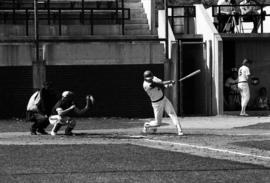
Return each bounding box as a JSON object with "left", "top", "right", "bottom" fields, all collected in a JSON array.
[{"left": 33, "top": 0, "right": 46, "bottom": 90}]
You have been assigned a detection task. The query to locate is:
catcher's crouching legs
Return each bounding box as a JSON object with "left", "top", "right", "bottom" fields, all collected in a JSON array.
[
  {"left": 52, "top": 123, "right": 62, "bottom": 136},
  {"left": 49, "top": 115, "right": 62, "bottom": 136}
]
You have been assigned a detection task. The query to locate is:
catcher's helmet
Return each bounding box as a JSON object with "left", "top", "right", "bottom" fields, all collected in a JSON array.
[
  {"left": 62, "top": 91, "right": 74, "bottom": 99},
  {"left": 143, "top": 70, "right": 153, "bottom": 80}
]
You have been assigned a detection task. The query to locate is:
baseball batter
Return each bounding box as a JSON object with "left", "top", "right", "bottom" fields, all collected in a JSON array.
[
  {"left": 238, "top": 58, "right": 251, "bottom": 116},
  {"left": 142, "top": 70, "right": 183, "bottom": 136}
]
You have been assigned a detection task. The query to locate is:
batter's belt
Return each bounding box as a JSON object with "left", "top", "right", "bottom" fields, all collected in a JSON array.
[{"left": 151, "top": 95, "right": 164, "bottom": 103}]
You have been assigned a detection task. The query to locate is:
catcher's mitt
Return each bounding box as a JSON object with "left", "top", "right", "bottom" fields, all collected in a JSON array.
[{"left": 251, "top": 77, "right": 260, "bottom": 85}]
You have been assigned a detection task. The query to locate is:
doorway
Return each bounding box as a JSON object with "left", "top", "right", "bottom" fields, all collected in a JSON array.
[{"left": 178, "top": 41, "right": 209, "bottom": 116}]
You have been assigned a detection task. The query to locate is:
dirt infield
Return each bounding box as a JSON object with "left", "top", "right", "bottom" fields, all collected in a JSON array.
[
  {"left": 1, "top": 144, "right": 269, "bottom": 183},
  {"left": 0, "top": 116, "right": 270, "bottom": 182}
]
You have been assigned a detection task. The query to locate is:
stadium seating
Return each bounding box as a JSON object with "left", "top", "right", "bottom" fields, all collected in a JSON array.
[{"left": 0, "top": 0, "right": 152, "bottom": 36}]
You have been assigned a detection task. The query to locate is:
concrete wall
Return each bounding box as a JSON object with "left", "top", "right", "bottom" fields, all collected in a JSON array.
[
  {"left": 0, "top": 25, "right": 122, "bottom": 36},
  {"left": 0, "top": 42, "right": 165, "bottom": 66},
  {"left": 158, "top": 10, "right": 175, "bottom": 59},
  {"left": 167, "top": 42, "right": 179, "bottom": 113},
  {"left": 0, "top": 44, "right": 33, "bottom": 66},
  {"left": 45, "top": 42, "right": 164, "bottom": 65},
  {"left": 195, "top": 4, "right": 223, "bottom": 115}
]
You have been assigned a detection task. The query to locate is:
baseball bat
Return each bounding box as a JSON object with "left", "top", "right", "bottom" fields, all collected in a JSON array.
[{"left": 178, "top": 69, "right": 201, "bottom": 82}]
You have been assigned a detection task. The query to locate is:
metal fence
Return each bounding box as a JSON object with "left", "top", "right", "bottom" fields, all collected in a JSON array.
[{"left": 0, "top": 0, "right": 130, "bottom": 36}]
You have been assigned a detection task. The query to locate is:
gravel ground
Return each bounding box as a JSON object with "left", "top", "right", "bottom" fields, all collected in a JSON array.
[
  {"left": 0, "top": 144, "right": 269, "bottom": 183},
  {"left": 0, "top": 116, "right": 269, "bottom": 170}
]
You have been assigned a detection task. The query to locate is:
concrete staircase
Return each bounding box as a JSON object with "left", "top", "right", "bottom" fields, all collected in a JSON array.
[
  {"left": 0, "top": 0, "right": 153, "bottom": 36},
  {"left": 123, "top": 0, "right": 151, "bottom": 35}
]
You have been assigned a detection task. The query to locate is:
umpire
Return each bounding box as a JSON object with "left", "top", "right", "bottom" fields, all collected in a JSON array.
[{"left": 26, "top": 81, "right": 58, "bottom": 135}]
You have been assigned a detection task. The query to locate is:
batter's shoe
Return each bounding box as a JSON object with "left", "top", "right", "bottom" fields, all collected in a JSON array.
[
  {"left": 177, "top": 131, "right": 184, "bottom": 136},
  {"left": 240, "top": 113, "right": 249, "bottom": 116},
  {"left": 142, "top": 126, "right": 147, "bottom": 133}
]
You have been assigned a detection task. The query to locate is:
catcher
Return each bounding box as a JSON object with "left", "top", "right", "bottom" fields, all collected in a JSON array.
[
  {"left": 142, "top": 70, "right": 184, "bottom": 136},
  {"left": 49, "top": 91, "right": 94, "bottom": 136}
]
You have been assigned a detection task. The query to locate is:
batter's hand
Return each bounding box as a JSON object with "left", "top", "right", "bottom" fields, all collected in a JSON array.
[{"left": 169, "top": 80, "right": 176, "bottom": 86}]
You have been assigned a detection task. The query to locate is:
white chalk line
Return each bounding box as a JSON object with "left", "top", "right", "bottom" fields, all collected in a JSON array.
[{"left": 144, "top": 139, "right": 270, "bottom": 160}]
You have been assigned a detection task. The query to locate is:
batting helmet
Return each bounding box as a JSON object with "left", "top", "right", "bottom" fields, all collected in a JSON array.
[{"left": 143, "top": 70, "right": 153, "bottom": 81}]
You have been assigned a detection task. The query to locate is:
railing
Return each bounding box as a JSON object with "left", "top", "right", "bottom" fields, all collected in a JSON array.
[
  {"left": 212, "top": 4, "right": 270, "bottom": 33},
  {"left": 168, "top": 5, "right": 196, "bottom": 34},
  {"left": 0, "top": 0, "right": 169, "bottom": 60},
  {"left": 0, "top": 8, "right": 130, "bottom": 36},
  {"left": 0, "top": 0, "right": 129, "bottom": 36},
  {"left": 0, "top": 0, "right": 118, "bottom": 9}
]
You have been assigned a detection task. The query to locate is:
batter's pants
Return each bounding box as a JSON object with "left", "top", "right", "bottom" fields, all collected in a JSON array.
[
  {"left": 238, "top": 82, "right": 250, "bottom": 109},
  {"left": 145, "top": 97, "right": 182, "bottom": 132}
]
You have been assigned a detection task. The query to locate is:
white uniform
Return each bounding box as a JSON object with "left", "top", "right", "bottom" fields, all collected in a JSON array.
[
  {"left": 238, "top": 65, "right": 250, "bottom": 114},
  {"left": 143, "top": 76, "right": 182, "bottom": 134}
]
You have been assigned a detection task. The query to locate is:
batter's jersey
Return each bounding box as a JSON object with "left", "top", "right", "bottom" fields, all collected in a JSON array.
[
  {"left": 238, "top": 65, "right": 250, "bottom": 82},
  {"left": 143, "top": 76, "right": 164, "bottom": 102}
]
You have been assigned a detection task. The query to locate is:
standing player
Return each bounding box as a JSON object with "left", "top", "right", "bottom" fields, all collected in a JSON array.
[
  {"left": 142, "top": 70, "right": 183, "bottom": 136},
  {"left": 49, "top": 91, "right": 94, "bottom": 136},
  {"left": 238, "top": 58, "right": 252, "bottom": 116}
]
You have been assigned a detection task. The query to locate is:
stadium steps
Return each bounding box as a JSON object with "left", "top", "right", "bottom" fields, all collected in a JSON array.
[
  {"left": 123, "top": 0, "right": 149, "bottom": 35},
  {"left": 0, "top": 0, "right": 152, "bottom": 36},
  {"left": 125, "top": 18, "right": 148, "bottom": 24}
]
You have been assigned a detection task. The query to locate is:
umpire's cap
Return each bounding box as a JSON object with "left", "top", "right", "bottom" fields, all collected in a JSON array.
[{"left": 143, "top": 70, "right": 153, "bottom": 80}]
